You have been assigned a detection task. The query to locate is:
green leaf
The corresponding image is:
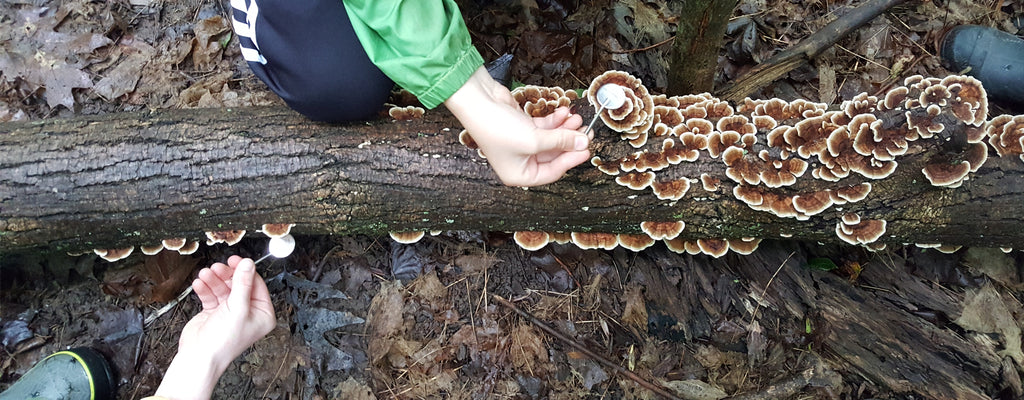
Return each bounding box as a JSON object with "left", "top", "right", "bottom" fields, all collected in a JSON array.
[
  {"left": 805, "top": 257, "right": 838, "bottom": 271},
  {"left": 219, "top": 32, "right": 233, "bottom": 49}
]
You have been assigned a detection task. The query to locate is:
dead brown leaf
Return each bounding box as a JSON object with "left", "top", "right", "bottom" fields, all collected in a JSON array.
[
  {"left": 190, "top": 16, "right": 230, "bottom": 71},
  {"left": 367, "top": 280, "right": 406, "bottom": 365},
  {"left": 242, "top": 325, "right": 310, "bottom": 388},
  {"left": 100, "top": 266, "right": 148, "bottom": 300},
  {"left": 954, "top": 283, "right": 1024, "bottom": 365},
  {"left": 411, "top": 271, "right": 447, "bottom": 304},
  {"left": 0, "top": 6, "right": 112, "bottom": 110},
  {"left": 332, "top": 377, "right": 377, "bottom": 400},
  {"left": 144, "top": 251, "right": 199, "bottom": 303},
  {"left": 621, "top": 284, "right": 648, "bottom": 334},
  {"left": 508, "top": 324, "right": 547, "bottom": 374},
  {"left": 455, "top": 253, "right": 501, "bottom": 275},
  {"left": 94, "top": 38, "right": 155, "bottom": 100}
]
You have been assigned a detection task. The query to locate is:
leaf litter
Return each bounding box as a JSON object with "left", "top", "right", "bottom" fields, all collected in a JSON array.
[{"left": 3, "top": 0, "right": 1024, "bottom": 399}]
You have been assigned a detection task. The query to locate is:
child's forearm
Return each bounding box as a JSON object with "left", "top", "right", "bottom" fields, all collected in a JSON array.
[{"left": 153, "top": 350, "right": 227, "bottom": 400}]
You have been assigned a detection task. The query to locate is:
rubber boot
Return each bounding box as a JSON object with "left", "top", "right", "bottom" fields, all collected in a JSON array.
[
  {"left": 940, "top": 25, "right": 1024, "bottom": 111},
  {"left": 485, "top": 53, "right": 514, "bottom": 89},
  {"left": 0, "top": 348, "right": 116, "bottom": 400}
]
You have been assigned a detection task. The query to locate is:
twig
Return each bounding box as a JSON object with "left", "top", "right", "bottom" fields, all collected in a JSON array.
[
  {"left": 748, "top": 251, "right": 795, "bottom": 325},
  {"left": 606, "top": 36, "right": 676, "bottom": 54},
  {"left": 261, "top": 347, "right": 290, "bottom": 400},
  {"left": 717, "top": 0, "right": 909, "bottom": 102},
  {"left": 492, "top": 295, "right": 684, "bottom": 400},
  {"left": 144, "top": 285, "right": 194, "bottom": 327},
  {"left": 312, "top": 244, "right": 342, "bottom": 283}
]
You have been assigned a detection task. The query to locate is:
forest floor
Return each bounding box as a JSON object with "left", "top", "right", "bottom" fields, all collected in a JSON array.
[{"left": 3, "top": 0, "right": 1024, "bottom": 399}]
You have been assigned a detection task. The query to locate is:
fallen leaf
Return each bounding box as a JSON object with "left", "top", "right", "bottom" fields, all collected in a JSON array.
[
  {"left": 0, "top": 6, "right": 112, "bottom": 110},
  {"left": 568, "top": 357, "right": 608, "bottom": 390},
  {"left": 621, "top": 283, "right": 648, "bottom": 334},
  {"left": 266, "top": 272, "right": 362, "bottom": 371},
  {"left": 332, "top": 377, "right": 377, "bottom": 400},
  {"left": 367, "top": 280, "right": 406, "bottom": 364},
  {"left": 962, "top": 248, "right": 1019, "bottom": 288},
  {"left": 660, "top": 379, "right": 728, "bottom": 400},
  {"left": 411, "top": 271, "right": 447, "bottom": 304},
  {"left": 243, "top": 325, "right": 310, "bottom": 387},
  {"left": 455, "top": 253, "right": 500, "bottom": 275},
  {"left": 954, "top": 284, "right": 1024, "bottom": 365},
  {"left": 1, "top": 320, "right": 33, "bottom": 351},
  {"left": 190, "top": 16, "right": 230, "bottom": 70},
  {"left": 508, "top": 324, "right": 547, "bottom": 373},
  {"left": 94, "top": 39, "right": 155, "bottom": 100},
  {"left": 144, "top": 251, "right": 198, "bottom": 304}
]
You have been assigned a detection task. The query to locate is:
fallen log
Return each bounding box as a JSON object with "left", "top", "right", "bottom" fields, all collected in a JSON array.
[{"left": 2, "top": 73, "right": 1023, "bottom": 256}]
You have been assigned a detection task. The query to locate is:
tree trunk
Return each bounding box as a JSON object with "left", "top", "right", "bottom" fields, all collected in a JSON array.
[
  {"left": 1, "top": 104, "right": 1023, "bottom": 254},
  {"left": 667, "top": 0, "right": 739, "bottom": 95}
]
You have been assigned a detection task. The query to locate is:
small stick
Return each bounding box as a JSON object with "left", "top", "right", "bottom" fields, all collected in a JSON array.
[
  {"left": 492, "top": 295, "right": 683, "bottom": 400},
  {"left": 582, "top": 103, "right": 607, "bottom": 137}
]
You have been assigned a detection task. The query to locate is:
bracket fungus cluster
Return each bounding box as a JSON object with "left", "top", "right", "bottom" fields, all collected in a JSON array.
[
  {"left": 83, "top": 224, "right": 296, "bottom": 262},
  {"left": 458, "top": 70, "right": 1022, "bottom": 255},
  {"left": 511, "top": 85, "right": 579, "bottom": 118},
  {"left": 388, "top": 105, "right": 425, "bottom": 121}
]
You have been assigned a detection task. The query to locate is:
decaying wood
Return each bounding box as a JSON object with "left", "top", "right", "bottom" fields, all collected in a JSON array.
[
  {"left": 623, "top": 242, "right": 1019, "bottom": 399},
  {"left": 716, "top": 0, "right": 909, "bottom": 103},
  {"left": 0, "top": 96, "right": 1022, "bottom": 254}
]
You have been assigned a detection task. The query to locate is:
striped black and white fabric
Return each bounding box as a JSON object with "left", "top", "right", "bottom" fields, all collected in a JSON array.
[
  {"left": 230, "top": 0, "right": 267, "bottom": 64},
  {"left": 225, "top": 0, "right": 395, "bottom": 122}
]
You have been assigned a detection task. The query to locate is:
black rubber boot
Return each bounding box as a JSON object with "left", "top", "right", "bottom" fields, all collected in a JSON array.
[
  {"left": 485, "top": 53, "right": 514, "bottom": 89},
  {"left": 0, "top": 348, "right": 116, "bottom": 400},
  {"left": 940, "top": 25, "right": 1024, "bottom": 111}
]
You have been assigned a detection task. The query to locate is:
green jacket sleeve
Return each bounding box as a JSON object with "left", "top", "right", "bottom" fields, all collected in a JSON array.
[{"left": 342, "top": 0, "right": 485, "bottom": 109}]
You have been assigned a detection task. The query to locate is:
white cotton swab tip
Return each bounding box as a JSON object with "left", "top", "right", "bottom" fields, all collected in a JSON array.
[
  {"left": 267, "top": 234, "right": 296, "bottom": 258},
  {"left": 583, "top": 84, "right": 629, "bottom": 137},
  {"left": 255, "top": 234, "right": 296, "bottom": 264},
  {"left": 595, "top": 84, "right": 627, "bottom": 110}
]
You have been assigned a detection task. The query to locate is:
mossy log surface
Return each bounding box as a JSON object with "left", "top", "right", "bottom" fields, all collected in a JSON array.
[{"left": 1, "top": 105, "right": 1023, "bottom": 254}]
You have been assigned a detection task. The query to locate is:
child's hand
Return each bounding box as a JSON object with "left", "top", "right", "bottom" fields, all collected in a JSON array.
[
  {"left": 445, "top": 66, "right": 591, "bottom": 186},
  {"left": 155, "top": 256, "right": 275, "bottom": 400}
]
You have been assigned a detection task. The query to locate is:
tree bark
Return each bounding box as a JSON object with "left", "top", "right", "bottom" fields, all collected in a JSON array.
[
  {"left": 667, "top": 0, "right": 739, "bottom": 95},
  {"left": 1, "top": 105, "right": 1023, "bottom": 254}
]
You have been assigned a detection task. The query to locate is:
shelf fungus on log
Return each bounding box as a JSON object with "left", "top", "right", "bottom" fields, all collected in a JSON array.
[
  {"left": 986, "top": 114, "right": 1024, "bottom": 162},
  {"left": 567, "top": 70, "right": 1014, "bottom": 256},
  {"left": 571, "top": 232, "right": 619, "bottom": 250},
  {"left": 259, "top": 223, "right": 295, "bottom": 239},
  {"left": 640, "top": 221, "right": 685, "bottom": 241},
  {"left": 140, "top": 244, "right": 164, "bottom": 256},
  {"left": 514, "top": 231, "right": 551, "bottom": 251},
  {"left": 178, "top": 240, "right": 200, "bottom": 255},
  {"left": 91, "top": 224, "right": 299, "bottom": 263},
  {"left": 586, "top": 70, "right": 655, "bottom": 146},
  {"left": 388, "top": 105, "right": 425, "bottom": 121},
  {"left": 835, "top": 213, "right": 887, "bottom": 246},
  {"left": 161, "top": 238, "right": 187, "bottom": 252},
  {"left": 511, "top": 85, "right": 578, "bottom": 118},
  {"left": 94, "top": 247, "right": 133, "bottom": 262},
  {"left": 617, "top": 233, "right": 656, "bottom": 251},
  {"left": 389, "top": 231, "right": 425, "bottom": 244},
  {"left": 11, "top": 69, "right": 1024, "bottom": 259},
  {"left": 205, "top": 230, "right": 245, "bottom": 246}
]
